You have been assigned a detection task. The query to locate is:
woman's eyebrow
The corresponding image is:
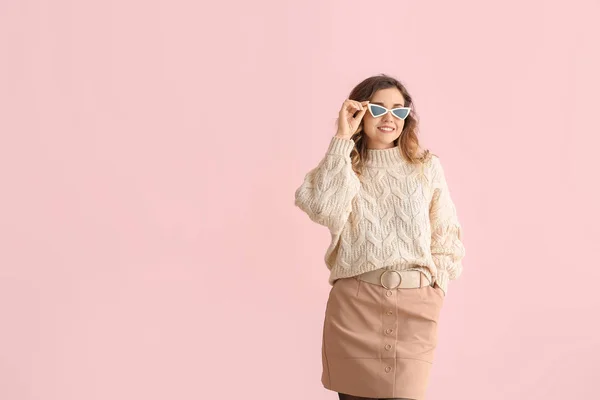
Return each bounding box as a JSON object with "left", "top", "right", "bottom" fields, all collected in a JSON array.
[{"left": 371, "top": 102, "right": 405, "bottom": 107}]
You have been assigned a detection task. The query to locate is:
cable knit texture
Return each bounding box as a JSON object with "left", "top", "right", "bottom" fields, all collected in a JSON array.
[{"left": 294, "top": 136, "right": 465, "bottom": 296}]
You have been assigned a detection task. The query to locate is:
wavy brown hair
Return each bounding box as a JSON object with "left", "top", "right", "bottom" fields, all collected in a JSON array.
[{"left": 339, "top": 74, "right": 434, "bottom": 178}]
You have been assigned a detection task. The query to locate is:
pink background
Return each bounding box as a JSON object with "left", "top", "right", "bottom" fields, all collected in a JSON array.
[{"left": 1, "top": 0, "right": 599, "bottom": 399}]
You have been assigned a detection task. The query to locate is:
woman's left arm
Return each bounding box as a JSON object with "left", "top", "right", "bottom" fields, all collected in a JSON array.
[{"left": 429, "top": 156, "right": 466, "bottom": 295}]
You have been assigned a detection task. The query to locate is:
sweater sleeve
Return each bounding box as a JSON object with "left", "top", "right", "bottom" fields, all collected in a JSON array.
[
  {"left": 294, "top": 136, "right": 361, "bottom": 235},
  {"left": 429, "top": 156, "right": 466, "bottom": 295}
]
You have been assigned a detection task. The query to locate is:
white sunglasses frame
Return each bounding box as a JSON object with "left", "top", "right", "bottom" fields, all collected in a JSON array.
[{"left": 367, "top": 103, "right": 411, "bottom": 120}]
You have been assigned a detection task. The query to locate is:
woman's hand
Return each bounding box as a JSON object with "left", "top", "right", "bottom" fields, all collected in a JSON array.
[{"left": 335, "top": 99, "right": 370, "bottom": 139}]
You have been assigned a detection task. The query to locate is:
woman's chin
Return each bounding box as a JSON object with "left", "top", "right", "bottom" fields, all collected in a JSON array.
[{"left": 376, "top": 134, "right": 400, "bottom": 143}]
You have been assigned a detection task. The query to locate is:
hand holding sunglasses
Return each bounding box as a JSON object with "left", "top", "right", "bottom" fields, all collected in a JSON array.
[{"left": 336, "top": 99, "right": 370, "bottom": 139}]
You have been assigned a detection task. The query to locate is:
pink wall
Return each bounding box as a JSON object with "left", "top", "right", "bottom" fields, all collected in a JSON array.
[{"left": 1, "top": 0, "right": 599, "bottom": 399}]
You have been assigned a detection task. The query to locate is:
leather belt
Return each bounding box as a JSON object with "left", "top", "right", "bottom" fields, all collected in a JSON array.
[{"left": 355, "top": 268, "right": 431, "bottom": 289}]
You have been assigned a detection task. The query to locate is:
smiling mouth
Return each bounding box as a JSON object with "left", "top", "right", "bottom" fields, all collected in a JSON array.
[{"left": 377, "top": 127, "right": 395, "bottom": 132}]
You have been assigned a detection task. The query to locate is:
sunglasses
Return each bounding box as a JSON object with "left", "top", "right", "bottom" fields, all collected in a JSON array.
[{"left": 367, "top": 103, "right": 411, "bottom": 120}]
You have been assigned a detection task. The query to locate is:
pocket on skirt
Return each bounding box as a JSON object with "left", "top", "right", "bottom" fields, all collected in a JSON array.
[{"left": 432, "top": 284, "right": 445, "bottom": 298}]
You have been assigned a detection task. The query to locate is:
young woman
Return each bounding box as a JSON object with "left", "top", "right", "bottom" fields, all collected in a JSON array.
[{"left": 294, "top": 74, "right": 466, "bottom": 400}]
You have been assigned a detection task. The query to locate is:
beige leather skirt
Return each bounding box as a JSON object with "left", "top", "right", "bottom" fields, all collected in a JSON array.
[{"left": 321, "top": 270, "right": 445, "bottom": 399}]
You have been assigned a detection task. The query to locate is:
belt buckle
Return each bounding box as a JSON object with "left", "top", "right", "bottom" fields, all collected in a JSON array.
[{"left": 380, "top": 270, "right": 401, "bottom": 289}]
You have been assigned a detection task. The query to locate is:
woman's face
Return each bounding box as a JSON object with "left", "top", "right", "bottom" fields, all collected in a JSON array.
[{"left": 362, "top": 87, "right": 407, "bottom": 149}]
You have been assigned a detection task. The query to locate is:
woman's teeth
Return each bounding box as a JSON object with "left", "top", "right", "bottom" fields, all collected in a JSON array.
[{"left": 378, "top": 127, "right": 395, "bottom": 132}]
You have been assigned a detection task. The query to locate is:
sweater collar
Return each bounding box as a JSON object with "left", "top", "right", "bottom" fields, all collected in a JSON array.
[{"left": 364, "top": 146, "right": 405, "bottom": 167}]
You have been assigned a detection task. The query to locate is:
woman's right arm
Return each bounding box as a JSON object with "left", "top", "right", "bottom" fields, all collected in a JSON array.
[{"left": 294, "top": 135, "right": 361, "bottom": 235}]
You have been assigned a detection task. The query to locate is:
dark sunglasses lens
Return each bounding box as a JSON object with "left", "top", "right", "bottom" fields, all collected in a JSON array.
[
  {"left": 392, "top": 108, "right": 409, "bottom": 119},
  {"left": 370, "top": 105, "right": 387, "bottom": 117}
]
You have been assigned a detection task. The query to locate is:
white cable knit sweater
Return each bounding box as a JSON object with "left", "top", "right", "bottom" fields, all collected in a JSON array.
[{"left": 294, "top": 136, "right": 466, "bottom": 296}]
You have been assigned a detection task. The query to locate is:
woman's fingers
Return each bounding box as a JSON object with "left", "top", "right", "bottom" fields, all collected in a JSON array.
[
  {"left": 349, "top": 100, "right": 369, "bottom": 114},
  {"left": 342, "top": 99, "right": 364, "bottom": 113},
  {"left": 353, "top": 107, "right": 367, "bottom": 124},
  {"left": 337, "top": 99, "right": 370, "bottom": 137}
]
